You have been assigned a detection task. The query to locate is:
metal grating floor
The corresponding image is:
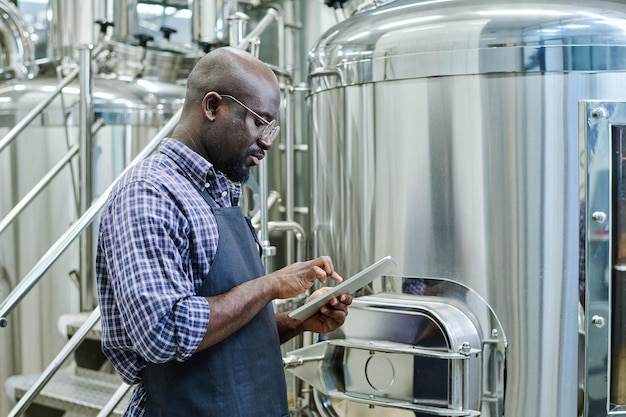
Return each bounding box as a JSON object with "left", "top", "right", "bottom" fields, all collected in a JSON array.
[{"left": 7, "top": 365, "right": 130, "bottom": 416}]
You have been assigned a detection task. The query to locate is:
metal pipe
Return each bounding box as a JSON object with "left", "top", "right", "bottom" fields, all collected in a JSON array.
[
  {"left": 237, "top": 7, "right": 280, "bottom": 51},
  {"left": 267, "top": 220, "right": 305, "bottom": 262},
  {"left": 251, "top": 190, "right": 281, "bottom": 226},
  {"left": 228, "top": 12, "right": 249, "bottom": 48},
  {"left": 78, "top": 44, "right": 95, "bottom": 311},
  {"left": 269, "top": 4, "right": 297, "bottom": 264},
  {"left": 0, "top": 108, "right": 182, "bottom": 328},
  {"left": 283, "top": 88, "right": 295, "bottom": 264},
  {"left": 234, "top": 6, "right": 280, "bottom": 269},
  {"left": 56, "top": 63, "right": 81, "bottom": 215},
  {"left": 96, "top": 382, "right": 132, "bottom": 417},
  {"left": 6, "top": 306, "right": 101, "bottom": 417},
  {"left": 0, "top": 67, "right": 80, "bottom": 154},
  {"left": 267, "top": 63, "right": 293, "bottom": 83},
  {"left": 193, "top": 0, "right": 237, "bottom": 46},
  {"left": 0, "top": 115, "right": 104, "bottom": 237},
  {"left": 258, "top": 146, "right": 273, "bottom": 270},
  {"left": 0, "top": 145, "right": 79, "bottom": 236},
  {"left": 47, "top": 0, "right": 95, "bottom": 61},
  {"left": 274, "top": 3, "right": 285, "bottom": 73},
  {"left": 112, "top": 0, "right": 138, "bottom": 41}
]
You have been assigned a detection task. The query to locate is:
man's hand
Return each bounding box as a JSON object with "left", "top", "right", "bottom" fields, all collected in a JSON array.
[
  {"left": 301, "top": 288, "right": 353, "bottom": 334},
  {"left": 268, "top": 256, "right": 343, "bottom": 300}
]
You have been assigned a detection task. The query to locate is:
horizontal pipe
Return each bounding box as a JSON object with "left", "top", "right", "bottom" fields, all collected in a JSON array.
[
  {"left": 0, "top": 145, "right": 79, "bottom": 236},
  {"left": 0, "top": 66, "right": 79, "bottom": 154},
  {"left": 267, "top": 220, "right": 306, "bottom": 262}
]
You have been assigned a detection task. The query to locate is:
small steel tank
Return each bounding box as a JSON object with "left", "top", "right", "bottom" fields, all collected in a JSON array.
[{"left": 307, "top": 0, "right": 626, "bottom": 416}]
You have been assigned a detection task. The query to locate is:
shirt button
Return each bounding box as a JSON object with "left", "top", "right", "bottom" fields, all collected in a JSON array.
[
  {"left": 221, "top": 191, "right": 228, "bottom": 197},
  {"left": 204, "top": 183, "right": 210, "bottom": 188}
]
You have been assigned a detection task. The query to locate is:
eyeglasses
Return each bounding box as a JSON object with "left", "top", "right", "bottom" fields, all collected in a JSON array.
[{"left": 220, "top": 94, "right": 280, "bottom": 143}]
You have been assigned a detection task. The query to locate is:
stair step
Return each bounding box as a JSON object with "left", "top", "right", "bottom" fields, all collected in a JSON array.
[
  {"left": 7, "top": 366, "right": 130, "bottom": 416},
  {"left": 59, "top": 313, "right": 102, "bottom": 341}
]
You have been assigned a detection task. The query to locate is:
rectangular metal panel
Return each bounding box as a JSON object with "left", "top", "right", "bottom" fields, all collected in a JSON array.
[{"left": 582, "top": 100, "right": 626, "bottom": 416}]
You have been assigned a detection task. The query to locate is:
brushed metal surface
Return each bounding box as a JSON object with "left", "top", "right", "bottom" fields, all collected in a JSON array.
[{"left": 307, "top": 1, "right": 626, "bottom": 415}]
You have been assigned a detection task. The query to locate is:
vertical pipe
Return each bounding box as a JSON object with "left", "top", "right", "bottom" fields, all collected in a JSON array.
[
  {"left": 47, "top": 0, "right": 96, "bottom": 61},
  {"left": 47, "top": 0, "right": 62, "bottom": 61},
  {"left": 193, "top": 0, "right": 238, "bottom": 46},
  {"left": 283, "top": 88, "right": 294, "bottom": 265},
  {"left": 228, "top": 12, "right": 249, "bottom": 48},
  {"left": 259, "top": 150, "right": 274, "bottom": 271},
  {"left": 192, "top": 0, "right": 213, "bottom": 45},
  {"left": 234, "top": 7, "right": 280, "bottom": 271},
  {"left": 112, "top": 0, "right": 137, "bottom": 41},
  {"left": 95, "top": 0, "right": 114, "bottom": 24},
  {"left": 271, "top": 6, "right": 295, "bottom": 264},
  {"left": 78, "top": 45, "right": 95, "bottom": 311}
]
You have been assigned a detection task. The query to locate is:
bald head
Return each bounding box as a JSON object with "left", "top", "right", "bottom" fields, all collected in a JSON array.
[
  {"left": 183, "top": 47, "right": 279, "bottom": 112},
  {"left": 171, "top": 47, "right": 281, "bottom": 176}
]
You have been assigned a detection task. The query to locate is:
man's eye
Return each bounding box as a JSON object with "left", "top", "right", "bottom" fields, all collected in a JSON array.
[{"left": 254, "top": 118, "right": 265, "bottom": 127}]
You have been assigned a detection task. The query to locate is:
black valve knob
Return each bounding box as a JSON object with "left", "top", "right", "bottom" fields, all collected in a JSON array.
[
  {"left": 324, "top": 0, "right": 348, "bottom": 8},
  {"left": 160, "top": 26, "right": 177, "bottom": 41},
  {"left": 95, "top": 19, "right": 115, "bottom": 35},
  {"left": 134, "top": 33, "right": 155, "bottom": 48}
]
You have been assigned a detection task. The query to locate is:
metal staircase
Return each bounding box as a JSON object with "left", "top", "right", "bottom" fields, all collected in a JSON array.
[
  {"left": 5, "top": 312, "right": 132, "bottom": 416},
  {"left": 1, "top": 98, "right": 178, "bottom": 414},
  {"left": 4, "top": 314, "right": 130, "bottom": 417},
  {"left": 7, "top": 358, "right": 130, "bottom": 416}
]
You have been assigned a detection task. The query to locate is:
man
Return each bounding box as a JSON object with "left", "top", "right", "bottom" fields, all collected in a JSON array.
[{"left": 96, "top": 46, "right": 352, "bottom": 417}]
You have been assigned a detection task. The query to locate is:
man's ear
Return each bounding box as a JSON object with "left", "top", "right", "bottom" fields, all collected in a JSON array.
[{"left": 202, "top": 92, "right": 220, "bottom": 121}]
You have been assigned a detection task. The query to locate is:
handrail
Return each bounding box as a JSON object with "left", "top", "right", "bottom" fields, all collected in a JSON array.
[
  {"left": 0, "top": 107, "right": 182, "bottom": 327},
  {"left": 0, "top": 145, "right": 79, "bottom": 236},
  {"left": 0, "top": 66, "right": 79, "bottom": 154},
  {"left": 7, "top": 307, "right": 101, "bottom": 417},
  {"left": 78, "top": 44, "right": 96, "bottom": 311},
  {"left": 96, "top": 381, "right": 132, "bottom": 417}
]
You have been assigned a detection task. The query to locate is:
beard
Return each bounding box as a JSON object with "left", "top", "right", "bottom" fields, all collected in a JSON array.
[{"left": 221, "top": 155, "right": 251, "bottom": 183}]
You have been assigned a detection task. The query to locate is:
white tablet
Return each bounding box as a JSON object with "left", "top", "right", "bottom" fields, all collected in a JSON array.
[{"left": 288, "top": 256, "right": 397, "bottom": 321}]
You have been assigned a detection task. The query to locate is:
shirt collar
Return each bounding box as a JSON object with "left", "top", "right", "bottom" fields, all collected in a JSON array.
[{"left": 159, "top": 138, "right": 241, "bottom": 205}]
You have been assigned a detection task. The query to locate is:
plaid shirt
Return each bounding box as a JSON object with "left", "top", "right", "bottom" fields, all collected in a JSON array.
[{"left": 96, "top": 138, "right": 241, "bottom": 416}]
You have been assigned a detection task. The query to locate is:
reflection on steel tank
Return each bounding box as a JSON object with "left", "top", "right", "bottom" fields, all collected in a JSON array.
[{"left": 307, "top": 0, "right": 626, "bottom": 416}]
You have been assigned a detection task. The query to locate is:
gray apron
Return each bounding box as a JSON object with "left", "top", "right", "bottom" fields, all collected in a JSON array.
[{"left": 142, "top": 187, "right": 289, "bottom": 417}]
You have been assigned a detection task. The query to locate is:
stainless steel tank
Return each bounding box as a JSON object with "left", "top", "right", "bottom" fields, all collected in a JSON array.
[{"left": 307, "top": 0, "right": 626, "bottom": 416}]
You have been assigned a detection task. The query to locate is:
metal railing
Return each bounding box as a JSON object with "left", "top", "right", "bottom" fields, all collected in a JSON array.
[
  {"left": 2, "top": 109, "right": 180, "bottom": 415},
  {"left": 0, "top": 107, "right": 180, "bottom": 327}
]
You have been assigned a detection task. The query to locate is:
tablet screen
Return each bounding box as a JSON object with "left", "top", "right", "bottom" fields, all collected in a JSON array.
[{"left": 287, "top": 256, "right": 397, "bottom": 321}]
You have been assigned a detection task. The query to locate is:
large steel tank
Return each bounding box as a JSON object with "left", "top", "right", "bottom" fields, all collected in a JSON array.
[{"left": 307, "top": 0, "right": 626, "bottom": 416}]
